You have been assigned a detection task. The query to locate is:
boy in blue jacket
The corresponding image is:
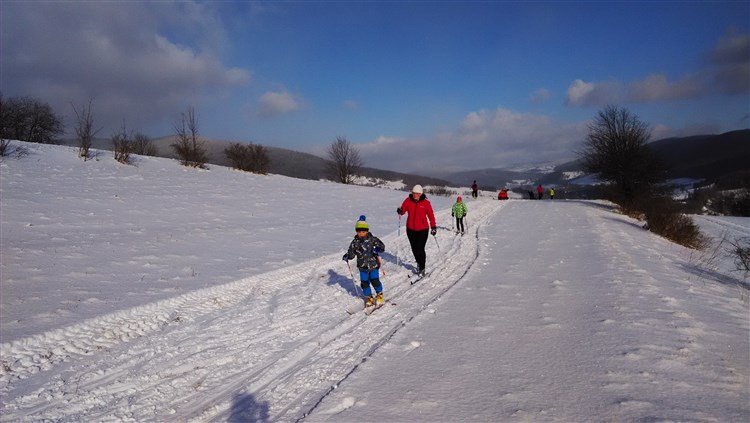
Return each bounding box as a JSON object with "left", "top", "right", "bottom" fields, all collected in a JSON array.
[{"left": 343, "top": 217, "right": 386, "bottom": 306}]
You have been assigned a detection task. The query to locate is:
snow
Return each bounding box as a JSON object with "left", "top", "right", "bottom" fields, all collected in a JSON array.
[{"left": 1, "top": 141, "right": 748, "bottom": 422}]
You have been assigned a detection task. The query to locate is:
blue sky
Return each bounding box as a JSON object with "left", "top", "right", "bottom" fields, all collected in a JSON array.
[{"left": 3, "top": 1, "right": 748, "bottom": 175}]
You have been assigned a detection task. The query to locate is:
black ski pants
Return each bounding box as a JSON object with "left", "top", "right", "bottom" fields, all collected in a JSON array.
[
  {"left": 455, "top": 216, "right": 465, "bottom": 233},
  {"left": 406, "top": 228, "right": 429, "bottom": 272}
]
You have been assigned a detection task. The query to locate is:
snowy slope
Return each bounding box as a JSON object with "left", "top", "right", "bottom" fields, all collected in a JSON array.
[{"left": 1, "top": 141, "right": 748, "bottom": 421}]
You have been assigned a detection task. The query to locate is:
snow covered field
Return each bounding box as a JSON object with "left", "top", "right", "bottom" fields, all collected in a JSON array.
[{"left": 1, "top": 142, "right": 748, "bottom": 421}]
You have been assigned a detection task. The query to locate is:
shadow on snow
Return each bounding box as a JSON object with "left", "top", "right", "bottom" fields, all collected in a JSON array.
[{"left": 228, "top": 392, "right": 269, "bottom": 423}]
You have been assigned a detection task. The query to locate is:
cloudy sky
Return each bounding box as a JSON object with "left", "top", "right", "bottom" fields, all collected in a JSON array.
[{"left": 3, "top": 1, "right": 748, "bottom": 174}]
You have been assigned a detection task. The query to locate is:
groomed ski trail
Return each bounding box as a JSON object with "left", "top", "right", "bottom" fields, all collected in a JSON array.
[{"left": 0, "top": 199, "right": 504, "bottom": 422}]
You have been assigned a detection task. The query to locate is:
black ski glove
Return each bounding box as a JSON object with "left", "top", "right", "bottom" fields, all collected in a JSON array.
[
  {"left": 342, "top": 254, "right": 349, "bottom": 262},
  {"left": 396, "top": 207, "right": 402, "bottom": 215},
  {"left": 431, "top": 228, "right": 437, "bottom": 236}
]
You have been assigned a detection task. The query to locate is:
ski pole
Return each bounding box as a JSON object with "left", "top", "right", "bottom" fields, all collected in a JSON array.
[
  {"left": 397, "top": 215, "right": 402, "bottom": 267},
  {"left": 433, "top": 233, "right": 441, "bottom": 252},
  {"left": 376, "top": 255, "right": 385, "bottom": 277},
  {"left": 346, "top": 260, "right": 360, "bottom": 297}
]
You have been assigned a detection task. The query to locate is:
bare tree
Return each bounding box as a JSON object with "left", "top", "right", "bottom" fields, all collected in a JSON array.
[
  {"left": 577, "top": 105, "right": 665, "bottom": 208},
  {"left": 1, "top": 95, "right": 64, "bottom": 144},
  {"left": 326, "top": 136, "right": 363, "bottom": 184},
  {"left": 171, "top": 106, "right": 207, "bottom": 168},
  {"left": 72, "top": 99, "right": 100, "bottom": 160}
]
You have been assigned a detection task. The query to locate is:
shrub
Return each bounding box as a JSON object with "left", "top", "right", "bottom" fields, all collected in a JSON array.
[
  {"left": 728, "top": 237, "right": 750, "bottom": 279},
  {"left": 0, "top": 138, "right": 9, "bottom": 156},
  {"left": 642, "top": 196, "right": 707, "bottom": 249},
  {"left": 131, "top": 132, "right": 158, "bottom": 157},
  {"left": 707, "top": 190, "right": 750, "bottom": 217},
  {"left": 224, "top": 143, "right": 270, "bottom": 174},
  {"left": 111, "top": 133, "right": 132, "bottom": 165},
  {"left": 426, "top": 185, "right": 453, "bottom": 197}
]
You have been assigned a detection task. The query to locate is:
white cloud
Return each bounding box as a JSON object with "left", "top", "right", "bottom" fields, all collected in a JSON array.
[
  {"left": 628, "top": 74, "right": 703, "bottom": 102},
  {"left": 568, "top": 30, "right": 750, "bottom": 108},
  {"left": 566, "top": 80, "right": 595, "bottom": 105},
  {"left": 2, "top": 2, "right": 251, "bottom": 136},
  {"left": 710, "top": 29, "right": 750, "bottom": 66},
  {"left": 709, "top": 30, "right": 750, "bottom": 95},
  {"left": 529, "top": 88, "right": 552, "bottom": 105},
  {"left": 356, "top": 108, "right": 588, "bottom": 175},
  {"left": 565, "top": 79, "right": 621, "bottom": 107},
  {"left": 258, "top": 90, "right": 303, "bottom": 118}
]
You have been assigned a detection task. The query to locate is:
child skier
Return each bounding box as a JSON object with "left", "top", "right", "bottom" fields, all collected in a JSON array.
[
  {"left": 451, "top": 196, "right": 468, "bottom": 234},
  {"left": 343, "top": 217, "right": 386, "bottom": 307}
]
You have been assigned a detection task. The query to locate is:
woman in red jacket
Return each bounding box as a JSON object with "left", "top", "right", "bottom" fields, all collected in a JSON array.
[{"left": 397, "top": 184, "right": 437, "bottom": 277}]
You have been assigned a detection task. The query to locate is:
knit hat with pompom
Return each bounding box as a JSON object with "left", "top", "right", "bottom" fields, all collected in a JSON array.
[{"left": 355, "top": 219, "right": 369, "bottom": 231}]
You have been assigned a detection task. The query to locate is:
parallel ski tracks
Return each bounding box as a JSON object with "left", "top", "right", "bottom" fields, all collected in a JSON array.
[{"left": 0, "top": 200, "right": 504, "bottom": 422}]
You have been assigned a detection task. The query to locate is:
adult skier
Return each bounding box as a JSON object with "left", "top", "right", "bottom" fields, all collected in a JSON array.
[
  {"left": 471, "top": 180, "right": 479, "bottom": 199},
  {"left": 397, "top": 185, "right": 437, "bottom": 277}
]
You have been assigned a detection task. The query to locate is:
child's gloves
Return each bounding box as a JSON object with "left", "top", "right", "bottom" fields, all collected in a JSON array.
[
  {"left": 342, "top": 254, "right": 349, "bottom": 262},
  {"left": 431, "top": 228, "right": 437, "bottom": 236},
  {"left": 374, "top": 246, "right": 381, "bottom": 254},
  {"left": 396, "top": 207, "right": 403, "bottom": 215},
  {"left": 451, "top": 212, "right": 454, "bottom": 217}
]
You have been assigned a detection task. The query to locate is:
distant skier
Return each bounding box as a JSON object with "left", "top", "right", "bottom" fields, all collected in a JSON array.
[
  {"left": 549, "top": 187, "right": 555, "bottom": 200},
  {"left": 527, "top": 190, "right": 535, "bottom": 200},
  {"left": 537, "top": 184, "right": 543, "bottom": 200},
  {"left": 343, "top": 217, "right": 386, "bottom": 307},
  {"left": 451, "top": 196, "right": 467, "bottom": 235},
  {"left": 471, "top": 180, "right": 479, "bottom": 199},
  {"left": 397, "top": 184, "right": 437, "bottom": 277}
]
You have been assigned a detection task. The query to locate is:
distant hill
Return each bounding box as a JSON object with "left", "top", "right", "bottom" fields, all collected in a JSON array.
[
  {"left": 647, "top": 129, "right": 749, "bottom": 181},
  {"left": 57, "top": 129, "right": 747, "bottom": 191},
  {"left": 548, "top": 129, "right": 749, "bottom": 187}
]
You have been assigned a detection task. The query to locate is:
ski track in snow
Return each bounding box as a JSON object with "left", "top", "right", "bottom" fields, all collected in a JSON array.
[
  {"left": 0, "top": 199, "right": 502, "bottom": 421},
  {"left": 305, "top": 200, "right": 749, "bottom": 421}
]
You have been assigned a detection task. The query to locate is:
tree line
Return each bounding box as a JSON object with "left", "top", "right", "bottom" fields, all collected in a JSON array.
[{"left": 0, "top": 94, "right": 357, "bottom": 180}]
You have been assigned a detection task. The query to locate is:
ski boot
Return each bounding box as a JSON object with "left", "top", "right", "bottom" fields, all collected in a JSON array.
[
  {"left": 375, "top": 292, "right": 384, "bottom": 305},
  {"left": 364, "top": 295, "right": 374, "bottom": 307}
]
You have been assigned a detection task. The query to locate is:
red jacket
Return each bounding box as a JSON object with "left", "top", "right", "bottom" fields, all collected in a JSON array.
[{"left": 399, "top": 194, "right": 436, "bottom": 231}]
